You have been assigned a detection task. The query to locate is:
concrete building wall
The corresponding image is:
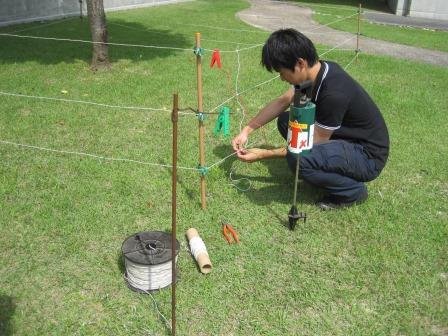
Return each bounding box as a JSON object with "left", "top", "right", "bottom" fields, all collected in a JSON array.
[
  {"left": 408, "top": 0, "right": 448, "bottom": 20},
  {"left": 387, "top": 0, "right": 448, "bottom": 20},
  {"left": 387, "top": 0, "right": 407, "bottom": 16},
  {"left": 0, "top": 0, "right": 191, "bottom": 27}
]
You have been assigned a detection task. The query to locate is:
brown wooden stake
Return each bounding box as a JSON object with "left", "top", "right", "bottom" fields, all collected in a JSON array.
[
  {"left": 356, "top": 3, "right": 362, "bottom": 63},
  {"left": 171, "top": 93, "right": 179, "bottom": 336},
  {"left": 195, "top": 32, "right": 206, "bottom": 210}
]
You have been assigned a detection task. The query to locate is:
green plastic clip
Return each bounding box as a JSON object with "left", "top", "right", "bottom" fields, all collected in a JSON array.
[
  {"left": 196, "top": 112, "right": 206, "bottom": 121},
  {"left": 197, "top": 165, "right": 209, "bottom": 176},
  {"left": 213, "top": 106, "right": 231, "bottom": 137},
  {"left": 193, "top": 47, "right": 204, "bottom": 57}
]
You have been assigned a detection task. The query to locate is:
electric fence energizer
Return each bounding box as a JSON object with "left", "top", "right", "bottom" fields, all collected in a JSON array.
[{"left": 287, "top": 80, "right": 316, "bottom": 230}]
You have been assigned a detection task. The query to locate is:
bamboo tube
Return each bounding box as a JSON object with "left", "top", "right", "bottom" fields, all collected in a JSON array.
[{"left": 186, "top": 228, "right": 212, "bottom": 274}]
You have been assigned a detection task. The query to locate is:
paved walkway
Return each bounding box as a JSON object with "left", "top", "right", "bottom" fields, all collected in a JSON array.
[
  {"left": 237, "top": 0, "right": 448, "bottom": 67},
  {"left": 364, "top": 12, "right": 448, "bottom": 31}
]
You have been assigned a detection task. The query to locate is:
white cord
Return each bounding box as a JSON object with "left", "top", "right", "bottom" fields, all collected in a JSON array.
[
  {"left": 318, "top": 36, "right": 357, "bottom": 58},
  {"left": 0, "top": 139, "right": 200, "bottom": 171},
  {"left": 188, "top": 236, "right": 209, "bottom": 260},
  {"left": 143, "top": 289, "right": 171, "bottom": 332},
  {"left": 235, "top": 48, "right": 246, "bottom": 133},
  {"left": 305, "top": 12, "right": 358, "bottom": 33},
  {"left": 125, "top": 256, "right": 178, "bottom": 292},
  {"left": 344, "top": 53, "right": 359, "bottom": 70},
  {"left": 228, "top": 165, "right": 252, "bottom": 192},
  {"left": 208, "top": 75, "right": 280, "bottom": 114},
  {"left": 0, "top": 91, "right": 174, "bottom": 113},
  {"left": 0, "top": 33, "right": 247, "bottom": 53},
  {"left": 124, "top": 278, "right": 172, "bottom": 332}
]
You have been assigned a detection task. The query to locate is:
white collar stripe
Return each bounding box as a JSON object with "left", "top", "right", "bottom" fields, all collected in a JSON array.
[
  {"left": 315, "top": 121, "right": 340, "bottom": 131},
  {"left": 315, "top": 62, "right": 329, "bottom": 102}
]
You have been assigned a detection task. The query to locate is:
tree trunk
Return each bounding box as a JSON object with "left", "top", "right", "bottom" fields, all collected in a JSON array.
[{"left": 86, "top": 0, "right": 110, "bottom": 70}]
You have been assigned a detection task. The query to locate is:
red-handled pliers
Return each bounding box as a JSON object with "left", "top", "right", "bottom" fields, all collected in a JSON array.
[{"left": 222, "top": 220, "right": 240, "bottom": 244}]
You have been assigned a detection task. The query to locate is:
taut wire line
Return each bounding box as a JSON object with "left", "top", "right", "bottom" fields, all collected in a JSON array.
[
  {"left": 234, "top": 48, "right": 246, "bottom": 132},
  {"left": 344, "top": 53, "right": 359, "bottom": 70},
  {"left": 318, "top": 36, "right": 356, "bottom": 58},
  {"left": 0, "top": 33, "right": 194, "bottom": 51},
  {"left": 0, "top": 33, "right": 253, "bottom": 53},
  {"left": 0, "top": 140, "right": 200, "bottom": 171},
  {"left": 208, "top": 75, "right": 280, "bottom": 114},
  {"left": 305, "top": 12, "right": 358, "bottom": 33},
  {"left": 235, "top": 43, "right": 264, "bottom": 52},
  {"left": 0, "top": 91, "right": 199, "bottom": 114}
]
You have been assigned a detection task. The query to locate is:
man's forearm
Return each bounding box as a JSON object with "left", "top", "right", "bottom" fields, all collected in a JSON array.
[
  {"left": 238, "top": 147, "right": 287, "bottom": 162},
  {"left": 261, "top": 147, "right": 287, "bottom": 159}
]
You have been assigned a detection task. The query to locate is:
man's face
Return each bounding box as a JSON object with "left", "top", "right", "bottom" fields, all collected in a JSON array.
[
  {"left": 278, "top": 68, "right": 297, "bottom": 84},
  {"left": 278, "top": 59, "right": 307, "bottom": 85}
]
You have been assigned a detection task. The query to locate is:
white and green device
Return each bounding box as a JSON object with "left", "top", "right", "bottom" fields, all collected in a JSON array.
[{"left": 287, "top": 80, "right": 316, "bottom": 230}]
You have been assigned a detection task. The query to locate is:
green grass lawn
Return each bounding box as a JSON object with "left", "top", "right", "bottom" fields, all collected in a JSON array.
[
  {"left": 1, "top": 0, "right": 447, "bottom": 335},
  {"left": 292, "top": 0, "right": 448, "bottom": 52}
]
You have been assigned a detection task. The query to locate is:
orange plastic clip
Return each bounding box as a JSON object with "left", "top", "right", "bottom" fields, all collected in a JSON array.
[{"left": 210, "top": 49, "right": 222, "bottom": 69}]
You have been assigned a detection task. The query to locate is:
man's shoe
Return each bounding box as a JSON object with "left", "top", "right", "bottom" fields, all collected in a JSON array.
[{"left": 316, "top": 190, "right": 368, "bottom": 211}]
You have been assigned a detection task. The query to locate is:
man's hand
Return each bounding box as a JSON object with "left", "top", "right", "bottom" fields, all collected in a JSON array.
[
  {"left": 231, "top": 130, "right": 249, "bottom": 152},
  {"left": 236, "top": 148, "right": 268, "bottom": 163}
]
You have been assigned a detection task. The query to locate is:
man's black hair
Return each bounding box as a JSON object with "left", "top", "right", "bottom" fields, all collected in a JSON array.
[{"left": 261, "top": 28, "right": 318, "bottom": 72}]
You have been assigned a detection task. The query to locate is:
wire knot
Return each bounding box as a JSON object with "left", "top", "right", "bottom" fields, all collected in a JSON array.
[
  {"left": 196, "top": 112, "right": 206, "bottom": 121},
  {"left": 193, "top": 47, "right": 204, "bottom": 57},
  {"left": 197, "top": 165, "right": 209, "bottom": 176}
]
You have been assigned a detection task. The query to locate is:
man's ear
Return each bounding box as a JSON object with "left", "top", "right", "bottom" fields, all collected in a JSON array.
[{"left": 295, "top": 58, "right": 308, "bottom": 71}]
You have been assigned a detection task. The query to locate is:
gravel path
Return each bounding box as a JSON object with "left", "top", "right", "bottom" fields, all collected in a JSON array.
[{"left": 237, "top": 0, "right": 448, "bottom": 67}]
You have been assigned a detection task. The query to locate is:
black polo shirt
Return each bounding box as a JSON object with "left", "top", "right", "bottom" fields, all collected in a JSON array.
[{"left": 309, "top": 61, "right": 389, "bottom": 170}]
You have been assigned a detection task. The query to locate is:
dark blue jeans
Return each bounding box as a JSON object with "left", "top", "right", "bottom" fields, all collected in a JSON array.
[{"left": 277, "top": 112, "right": 381, "bottom": 202}]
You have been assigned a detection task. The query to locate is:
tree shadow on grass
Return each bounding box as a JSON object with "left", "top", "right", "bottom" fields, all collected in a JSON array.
[
  {"left": 0, "top": 17, "right": 191, "bottom": 65},
  {"left": 0, "top": 295, "right": 16, "bottom": 336}
]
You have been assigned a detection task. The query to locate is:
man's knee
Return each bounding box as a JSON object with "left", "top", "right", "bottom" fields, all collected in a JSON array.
[
  {"left": 277, "top": 112, "right": 289, "bottom": 140},
  {"left": 286, "top": 152, "right": 297, "bottom": 173},
  {"left": 286, "top": 152, "right": 315, "bottom": 181}
]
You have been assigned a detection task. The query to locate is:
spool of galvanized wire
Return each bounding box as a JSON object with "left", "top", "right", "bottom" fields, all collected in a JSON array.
[{"left": 122, "top": 231, "right": 180, "bottom": 292}]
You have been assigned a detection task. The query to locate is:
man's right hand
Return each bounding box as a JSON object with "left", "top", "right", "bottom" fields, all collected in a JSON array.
[{"left": 231, "top": 130, "right": 249, "bottom": 152}]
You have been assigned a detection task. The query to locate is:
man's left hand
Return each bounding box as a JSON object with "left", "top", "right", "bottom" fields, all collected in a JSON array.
[{"left": 236, "top": 148, "right": 267, "bottom": 163}]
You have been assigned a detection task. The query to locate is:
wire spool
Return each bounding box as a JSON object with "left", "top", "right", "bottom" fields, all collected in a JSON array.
[{"left": 122, "top": 231, "right": 180, "bottom": 292}]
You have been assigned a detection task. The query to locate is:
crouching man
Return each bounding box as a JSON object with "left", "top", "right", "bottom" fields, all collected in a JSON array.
[{"left": 232, "top": 29, "right": 389, "bottom": 210}]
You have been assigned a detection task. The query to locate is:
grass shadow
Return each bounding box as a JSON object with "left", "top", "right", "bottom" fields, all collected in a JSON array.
[
  {"left": 213, "top": 144, "right": 318, "bottom": 207},
  {"left": 158, "top": 159, "right": 196, "bottom": 204},
  {"left": 117, "top": 250, "right": 126, "bottom": 274},
  {"left": 0, "top": 295, "right": 16, "bottom": 336},
  {"left": 0, "top": 17, "right": 190, "bottom": 65}
]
